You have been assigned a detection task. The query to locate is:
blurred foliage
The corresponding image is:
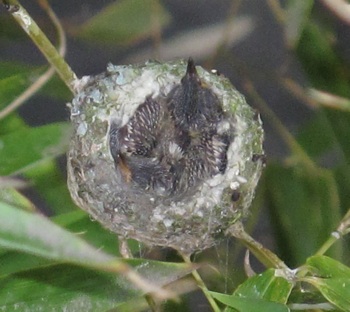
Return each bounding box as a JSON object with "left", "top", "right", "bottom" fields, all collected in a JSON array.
[
  {"left": 1, "top": 0, "right": 350, "bottom": 311},
  {"left": 76, "top": 0, "right": 171, "bottom": 45}
]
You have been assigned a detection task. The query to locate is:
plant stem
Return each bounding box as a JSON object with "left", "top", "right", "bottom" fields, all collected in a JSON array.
[
  {"left": 118, "top": 237, "right": 161, "bottom": 312},
  {"left": 181, "top": 253, "right": 221, "bottom": 312},
  {"left": 228, "top": 221, "right": 289, "bottom": 270},
  {"left": 0, "top": 0, "right": 68, "bottom": 120},
  {"left": 3, "top": 0, "right": 77, "bottom": 94},
  {"left": 315, "top": 208, "right": 350, "bottom": 256},
  {"left": 266, "top": 0, "right": 286, "bottom": 24}
]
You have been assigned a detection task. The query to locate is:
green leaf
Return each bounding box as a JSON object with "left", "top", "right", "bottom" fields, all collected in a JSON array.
[
  {"left": 0, "top": 202, "right": 193, "bottom": 312},
  {"left": 307, "top": 255, "right": 350, "bottom": 279},
  {"left": 0, "top": 203, "right": 193, "bottom": 276},
  {"left": 42, "top": 74, "right": 72, "bottom": 100},
  {"left": 296, "top": 112, "right": 335, "bottom": 159},
  {"left": 53, "top": 210, "right": 122, "bottom": 257},
  {"left": 234, "top": 269, "right": 293, "bottom": 304},
  {"left": 0, "top": 211, "right": 86, "bottom": 276},
  {"left": 0, "top": 122, "right": 71, "bottom": 175},
  {"left": 210, "top": 291, "right": 289, "bottom": 312},
  {"left": 296, "top": 21, "right": 350, "bottom": 97},
  {"left": 55, "top": 210, "right": 146, "bottom": 259},
  {"left": 0, "top": 111, "right": 27, "bottom": 134},
  {"left": 0, "top": 208, "right": 188, "bottom": 278},
  {"left": 0, "top": 61, "right": 71, "bottom": 101},
  {"left": 52, "top": 209, "right": 88, "bottom": 227},
  {"left": 0, "top": 62, "right": 32, "bottom": 79},
  {"left": 265, "top": 163, "right": 342, "bottom": 266},
  {"left": 0, "top": 16, "right": 26, "bottom": 40},
  {"left": 0, "top": 209, "right": 146, "bottom": 277},
  {"left": 334, "top": 165, "right": 350, "bottom": 217},
  {"left": 305, "top": 277, "right": 350, "bottom": 312},
  {"left": 295, "top": 17, "right": 350, "bottom": 166},
  {"left": 77, "top": 0, "right": 171, "bottom": 45},
  {"left": 0, "top": 264, "right": 144, "bottom": 311},
  {"left": 0, "top": 201, "right": 115, "bottom": 267},
  {"left": 0, "top": 202, "right": 193, "bottom": 301},
  {"left": 0, "top": 251, "right": 53, "bottom": 277},
  {"left": 24, "top": 160, "right": 78, "bottom": 215},
  {"left": 0, "top": 255, "right": 194, "bottom": 312},
  {"left": 0, "top": 67, "right": 46, "bottom": 110},
  {"left": 0, "top": 188, "right": 36, "bottom": 212},
  {"left": 304, "top": 255, "right": 350, "bottom": 311},
  {"left": 1, "top": 210, "right": 115, "bottom": 277},
  {"left": 323, "top": 108, "right": 350, "bottom": 166},
  {"left": 127, "top": 258, "right": 194, "bottom": 287}
]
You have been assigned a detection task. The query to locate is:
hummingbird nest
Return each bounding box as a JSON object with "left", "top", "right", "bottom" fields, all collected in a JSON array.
[{"left": 67, "top": 59, "right": 264, "bottom": 254}]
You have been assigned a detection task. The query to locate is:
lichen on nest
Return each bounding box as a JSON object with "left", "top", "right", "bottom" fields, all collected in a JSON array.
[{"left": 67, "top": 58, "right": 264, "bottom": 254}]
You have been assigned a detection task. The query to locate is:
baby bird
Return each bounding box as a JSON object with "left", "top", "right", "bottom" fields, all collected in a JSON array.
[{"left": 109, "top": 58, "right": 231, "bottom": 197}]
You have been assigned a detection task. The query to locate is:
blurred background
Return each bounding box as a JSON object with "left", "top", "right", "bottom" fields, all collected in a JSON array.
[
  {"left": 1, "top": 0, "right": 316, "bottom": 141},
  {"left": 1, "top": 1, "right": 350, "bottom": 311}
]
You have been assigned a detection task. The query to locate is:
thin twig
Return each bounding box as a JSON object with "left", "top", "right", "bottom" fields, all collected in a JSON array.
[
  {"left": 308, "top": 88, "right": 350, "bottom": 112},
  {"left": 0, "top": 67, "right": 56, "bottom": 120},
  {"left": 315, "top": 208, "right": 350, "bottom": 256},
  {"left": 288, "top": 302, "right": 335, "bottom": 310},
  {"left": 180, "top": 253, "right": 221, "bottom": 312},
  {"left": 320, "top": 0, "right": 350, "bottom": 25},
  {"left": 281, "top": 78, "right": 319, "bottom": 109},
  {"left": 150, "top": 0, "right": 163, "bottom": 59},
  {"left": 118, "top": 237, "right": 162, "bottom": 312},
  {"left": 3, "top": 0, "right": 77, "bottom": 93},
  {"left": 120, "top": 263, "right": 174, "bottom": 301},
  {"left": 0, "top": 0, "right": 68, "bottom": 120},
  {"left": 266, "top": 0, "right": 286, "bottom": 24},
  {"left": 206, "top": 0, "right": 243, "bottom": 68},
  {"left": 227, "top": 222, "right": 289, "bottom": 270}
]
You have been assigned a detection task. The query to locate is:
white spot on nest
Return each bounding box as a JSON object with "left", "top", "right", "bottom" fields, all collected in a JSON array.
[
  {"left": 152, "top": 211, "right": 162, "bottom": 221},
  {"left": 116, "top": 72, "right": 127, "bottom": 85},
  {"left": 77, "top": 122, "right": 87, "bottom": 136},
  {"left": 90, "top": 89, "right": 102, "bottom": 103},
  {"left": 230, "top": 181, "right": 240, "bottom": 190},
  {"left": 207, "top": 174, "right": 224, "bottom": 187},
  {"left": 211, "top": 188, "right": 223, "bottom": 203},
  {"left": 196, "top": 211, "right": 204, "bottom": 217},
  {"left": 108, "top": 91, "right": 119, "bottom": 101},
  {"left": 163, "top": 218, "right": 173, "bottom": 227},
  {"left": 106, "top": 62, "right": 117, "bottom": 73},
  {"left": 70, "top": 107, "right": 80, "bottom": 117},
  {"left": 73, "top": 76, "right": 91, "bottom": 93},
  {"left": 236, "top": 175, "right": 248, "bottom": 184},
  {"left": 226, "top": 168, "right": 240, "bottom": 181}
]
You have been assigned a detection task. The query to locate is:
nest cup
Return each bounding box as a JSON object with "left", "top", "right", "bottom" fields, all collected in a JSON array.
[{"left": 67, "top": 59, "right": 264, "bottom": 254}]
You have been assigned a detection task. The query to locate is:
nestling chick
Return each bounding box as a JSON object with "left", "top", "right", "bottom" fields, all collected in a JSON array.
[{"left": 109, "top": 58, "right": 231, "bottom": 197}]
